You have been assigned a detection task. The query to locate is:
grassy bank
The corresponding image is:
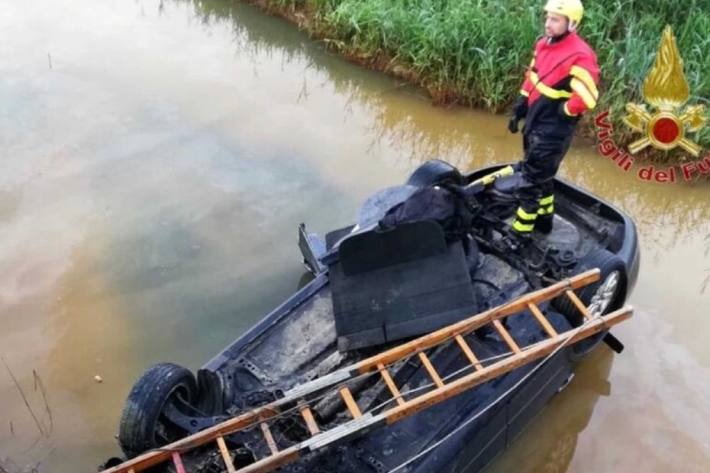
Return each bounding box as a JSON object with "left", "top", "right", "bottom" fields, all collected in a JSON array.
[{"left": 246, "top": 0, "right": 710, "bottom": 155}]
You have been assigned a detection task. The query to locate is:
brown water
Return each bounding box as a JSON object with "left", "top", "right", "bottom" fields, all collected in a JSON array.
[{"left": 0, "top": 1, "right": 708, "bottom": 471}]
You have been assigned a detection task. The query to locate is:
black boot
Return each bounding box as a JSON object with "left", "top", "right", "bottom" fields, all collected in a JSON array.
[{"left": 535, "top": 214, "right": 554, "bottom": 234}]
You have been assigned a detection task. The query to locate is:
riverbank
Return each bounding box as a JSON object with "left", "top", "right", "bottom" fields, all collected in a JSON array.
[{"left": 241, "top": 0, "right": 710, "bottom": 157}]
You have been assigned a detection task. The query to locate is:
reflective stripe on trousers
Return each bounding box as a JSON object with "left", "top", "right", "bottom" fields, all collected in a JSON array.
[{"left": 512, "top": 206, "right": 537, "bottom": 233}]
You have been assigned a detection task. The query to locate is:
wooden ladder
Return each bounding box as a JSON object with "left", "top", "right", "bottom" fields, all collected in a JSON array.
[{"left": 101, "top": 268, "right": 631, "bottom": 473}]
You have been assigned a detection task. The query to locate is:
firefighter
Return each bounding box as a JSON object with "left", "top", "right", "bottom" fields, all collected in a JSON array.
[{"left": 506, "top": 0, "right": 600, "bottom": 244}]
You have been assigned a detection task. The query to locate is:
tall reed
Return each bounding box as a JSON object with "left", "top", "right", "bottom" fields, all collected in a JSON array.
[{"left": 268, "top": 0, "right": 710, "bottom": 149}]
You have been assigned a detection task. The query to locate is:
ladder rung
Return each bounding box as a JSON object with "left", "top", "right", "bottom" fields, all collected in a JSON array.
[
  {"left": 418, "top": 352, "right": 445, "bottom": 388},
  {"left": 339, "top": 386, "right": 362, "bottom": 418},
  {"left": 216, "top": 436, "right": 237, "bottom": 473},
  {"left": 527, "top": 303, "right": 558, "bottom": 337},
  {"left": 493, "top": 320, "right": 521, "bottom": 353},
  {"left": 299, "top": 405, "right": 320, "bottom": 435},
  {"left": 454, "top": 334, "right": 483, "bottom": 371},
  {"left": 260, "top": 422, "right": 279, "bottom": 455},
  {"left": 171, "top": 452, "right": 186, "bottom": 473},
  {"left": 564, "top": 289, "right": 592, "bottom": 320},
  {"left": 377, "top": 362, "right": 405, "bottom": 406}
]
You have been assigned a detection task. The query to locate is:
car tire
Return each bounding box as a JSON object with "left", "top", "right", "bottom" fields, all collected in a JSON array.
[
  {"left": 552, "top": 248, "right": 627, "bottom": 361},
  {"left": 119, "top": 362, "right": 198, "bottom": 458},
  {"left": 406, "top": 160, "right": 465, "bottom": 187}
]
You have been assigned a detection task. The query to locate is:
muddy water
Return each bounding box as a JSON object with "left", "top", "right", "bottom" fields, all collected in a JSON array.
[{"left": 0, "top": 0, "right": 708, "bottom": 471}]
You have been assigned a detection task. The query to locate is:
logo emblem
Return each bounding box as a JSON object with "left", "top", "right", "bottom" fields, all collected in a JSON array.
[{"left": 623, "top": 26, "right": 706, "bottom": 156}]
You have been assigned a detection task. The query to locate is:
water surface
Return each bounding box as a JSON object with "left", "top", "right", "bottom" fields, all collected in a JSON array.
[{"left": 0, "top": 1, "right": 708, "bottom": 471}]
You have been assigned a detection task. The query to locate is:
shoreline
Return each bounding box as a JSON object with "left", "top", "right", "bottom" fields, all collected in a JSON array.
[{"left": 240, "top": 0, "right": 709, "bottom": 168}]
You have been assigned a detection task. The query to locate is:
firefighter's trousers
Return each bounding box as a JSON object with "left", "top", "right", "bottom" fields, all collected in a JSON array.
[{"left": 511, "top": 130, "right": 574, "bottom": 234}]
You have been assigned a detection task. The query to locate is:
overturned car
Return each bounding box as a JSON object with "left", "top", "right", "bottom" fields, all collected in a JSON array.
[{"left": 104, "top": 161, "right": 639, "bottom": 473}]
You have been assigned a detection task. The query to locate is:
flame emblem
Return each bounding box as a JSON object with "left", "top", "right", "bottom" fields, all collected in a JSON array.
[{"left": 623, "top": 25, "right": 706, "bottom": 156}]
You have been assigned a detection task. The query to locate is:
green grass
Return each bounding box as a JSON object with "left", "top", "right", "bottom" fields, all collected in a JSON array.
[{"left": 253, "top": 0, "right": 710, "bottom": 154}]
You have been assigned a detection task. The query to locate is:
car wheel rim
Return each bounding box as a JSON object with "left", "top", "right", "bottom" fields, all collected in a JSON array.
[{"left": 587, "top": 271, "right": 620, "bottom": 317}]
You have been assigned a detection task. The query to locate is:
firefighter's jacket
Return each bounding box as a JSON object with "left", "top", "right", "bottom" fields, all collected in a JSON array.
[{"left": 519, "top": 31, "right": 600, "bottom": 136}]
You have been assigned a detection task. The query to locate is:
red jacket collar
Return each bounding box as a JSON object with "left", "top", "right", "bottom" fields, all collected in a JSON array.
[{"left": 544, "top": 31, "right": 577, "bottom": 47}]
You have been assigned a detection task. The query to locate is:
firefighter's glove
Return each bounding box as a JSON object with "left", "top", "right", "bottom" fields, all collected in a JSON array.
[{"left": 508, "top": 96, "right": 528, "bottom": 134}]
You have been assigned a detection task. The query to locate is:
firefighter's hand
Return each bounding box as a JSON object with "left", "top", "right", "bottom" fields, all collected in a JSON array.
[{"left": 508, "top": 95, "right": 528, "bottom": 134}]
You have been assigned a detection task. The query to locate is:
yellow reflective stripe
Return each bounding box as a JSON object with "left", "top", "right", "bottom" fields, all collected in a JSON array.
[
  {"left": 539, "top": 195, "right": 554, "bottom": 206},
  {"left": 538, "top": 205, "right": 554, "bottom": 215},
  {"left": 570, "top": 65, "right": 599, "bottom": 99},
  {"left": 512, "top": 220, "right": 535, "bottom": 232},
  {"left": 571, "top": 78, "right": 597, "bottom": 109},
  {"left": 520, "top": 89, "right": 529, "bottom": 97},
  {"left": 516, "top": 207, "right": 538, "bottom": 221},
  {"left": 530, "top": 71, "right": 573, "bottom": 99}
]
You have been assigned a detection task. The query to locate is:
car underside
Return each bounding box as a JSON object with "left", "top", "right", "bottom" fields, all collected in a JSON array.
[{"left": 104, "top": 160, "right": 639, "bottom": 473}]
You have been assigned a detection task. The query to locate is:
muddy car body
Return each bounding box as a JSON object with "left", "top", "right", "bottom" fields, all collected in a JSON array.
[{"left": 111, "top": 161, "right": 640, "bottom": 473}]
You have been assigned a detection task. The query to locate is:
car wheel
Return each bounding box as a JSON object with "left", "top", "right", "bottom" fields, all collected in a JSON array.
[
  {"left": 119, "top": 362, "right": 198, "bottom": 458},
  {"left": 552, "top": 248, "right": 627, "bottom": 361},
  {"left": 406, "top": 160, "right": 464, "bottom": 187}
]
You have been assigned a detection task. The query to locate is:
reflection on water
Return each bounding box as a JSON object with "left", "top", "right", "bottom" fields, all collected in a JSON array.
[
  {"left": 487, "top": 347, "right": 615, "bottom": 473},
  {"left": 0, "top": 0, "right": 708, "bottom": 471}
]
